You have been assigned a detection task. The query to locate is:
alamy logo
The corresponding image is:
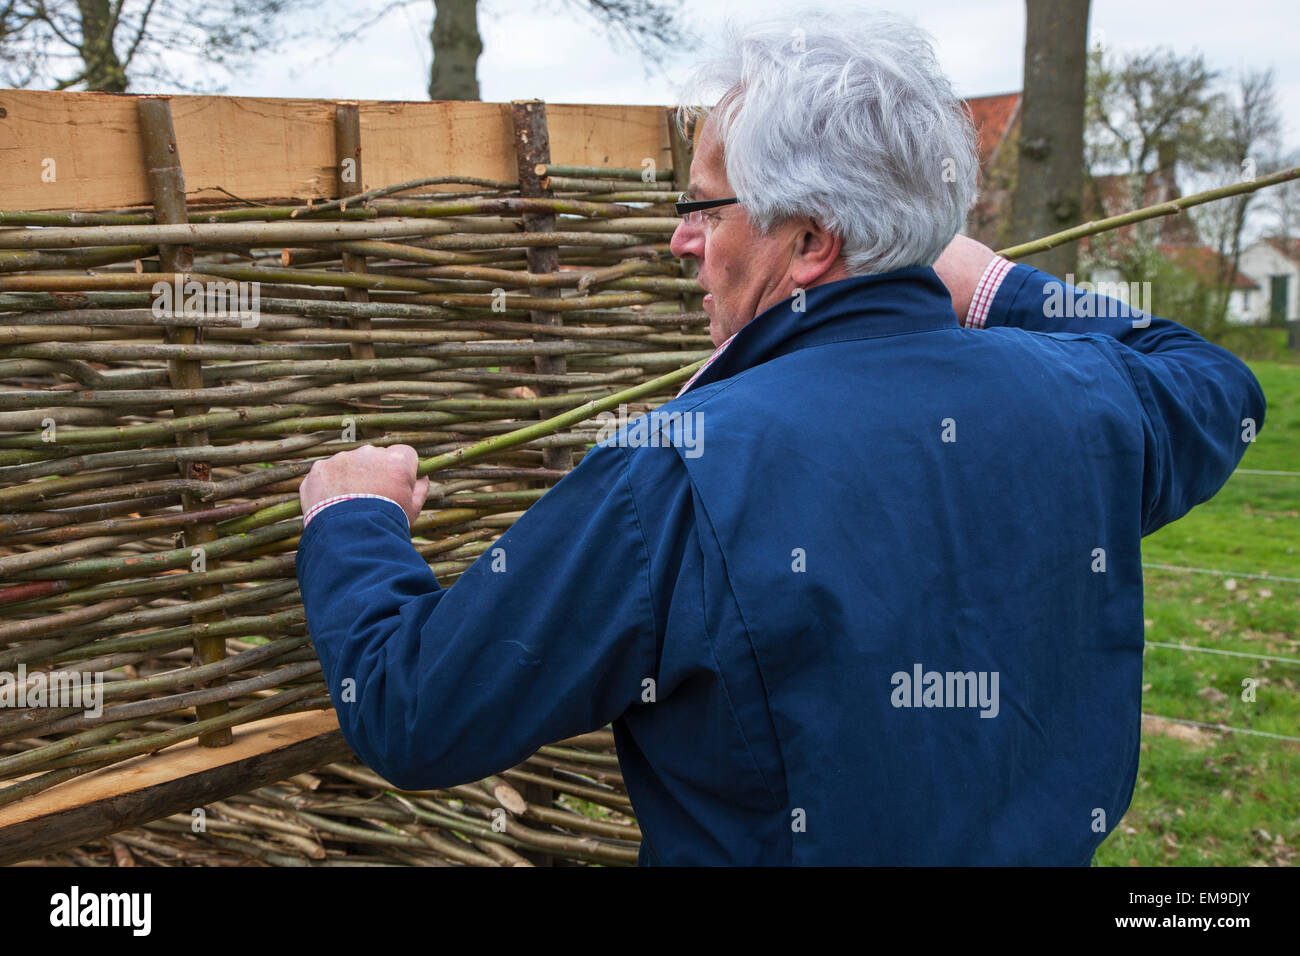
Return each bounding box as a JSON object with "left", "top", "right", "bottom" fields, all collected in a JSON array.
[
  {"left": 50, "top": 886, "right": 151, "bottom": 936},
  {"left": 890, "top": 663, "right": 999, "bottom": 718},
  {"left": 151, "top": 276, "right": 260, "bottom": 327},
  {"left": 1042, "top": 274, "right": 1152, "bottom": 325},
  {"left": 0, "top": 665, "right": 103, "bottom": 718},
  {"left": 595, "top": 403, "right": 704, "bottom": 458}
]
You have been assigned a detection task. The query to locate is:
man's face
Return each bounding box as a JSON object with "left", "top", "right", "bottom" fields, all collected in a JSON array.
[{"left": 669, "top": 117, "right": 803, "bottom": 348}]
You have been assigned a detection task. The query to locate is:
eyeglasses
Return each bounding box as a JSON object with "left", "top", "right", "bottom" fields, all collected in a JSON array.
[{"left": 676, "top": 193, "right": 744, "bottom": 225}]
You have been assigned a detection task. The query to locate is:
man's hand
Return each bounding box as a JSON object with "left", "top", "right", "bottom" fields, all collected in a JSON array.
[
  {"left": 931, "top": 235, "right": 997, "bottom": 323},
  {"left": 299, "top": 444, "right": 431, "bottom": 528}
]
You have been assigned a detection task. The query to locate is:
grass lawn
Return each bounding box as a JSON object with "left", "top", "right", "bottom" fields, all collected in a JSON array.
[{"left": 1093, "top": 354, "right": 1300, "bottom": 866}]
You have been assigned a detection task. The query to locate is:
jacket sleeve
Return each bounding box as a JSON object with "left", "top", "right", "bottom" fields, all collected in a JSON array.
[
  {"left": 294, "top": 441, "right": 660, "bottom": 790},
  {"left": 983, "top": 263, "right": 1267, "bottom": 536}
]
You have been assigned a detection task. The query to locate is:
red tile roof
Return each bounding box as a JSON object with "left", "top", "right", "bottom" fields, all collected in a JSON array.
[{"left": 964, "top": 92, "right": 1021, "bottom": 171}]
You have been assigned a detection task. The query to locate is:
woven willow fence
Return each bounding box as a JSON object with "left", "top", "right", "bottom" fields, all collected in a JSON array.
[
  {"left": 2, "top": 89, "right": 1294, "bottom": 866},
  {"left": 0, "top": 93, "right": 710, "bottom": 865}
]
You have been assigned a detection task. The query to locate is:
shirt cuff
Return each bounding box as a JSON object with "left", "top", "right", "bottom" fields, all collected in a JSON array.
[
  {"left": 303, "top": 493, "right": 407, "bottom": 528},
  {"left": 964, "top": 254, "right": 1015, "bottom": 329}
]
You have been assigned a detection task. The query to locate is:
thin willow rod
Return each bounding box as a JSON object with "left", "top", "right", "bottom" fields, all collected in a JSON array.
[
  {"left": 290, "top": 176, "right": 520, "bottom": 217},
  {"left": 538, "top": 744, "right": 622, "bottom": 767},
  {"left": 556, "top": 192, "right": 676, "bottom": 205},
  {"left": 0, "top": 207, "right": 374, "bottom": 227},
  {"left": 349, "top": 197, "right": 634, "bottom": 219},
  {"left": 11, "top": 607, "right": 307, "bottom": 668},
  {"left": 0, "top": 683, "right": 326, "bottom": 785},
  {"left": 4, "top": 648, "right": 319, "bottom": 744},
  {"left": 373, "top": 231, "right": 659, "bottom": 251},
  {"left": 0, "top": 326, "right": 167, "bottom": 344},
  {"left": 281, "top": 242, "right": 526, "bottom": 268},
  {"left": 0, "top": 553, "right": 299, "bottom": 615},
  {"left": 307, "top": 796, "right": 632, "bottom": 865},
  {"left": 443, "top": 781, "right": 640, "bottom": 841},
  {"left": 0, "top": 308, "right": 304, "bottom": 328},
  {"left": 0, "top": 374, "right": 344, "bottom": 410},
  {"left": 365, "top": 258, "right": 674, "bottom": 289},
  {"left": 524, "top": 753, "right": 627, "bottom": 790},
  {"left": 24, "top": 661, "right": 324, "bottom": 743},
  {"left": 217, "top": 356, "right": 704, "bottom": 533},
  {"left": 0, "top": 636, "right": 311, "bottom": 741},
  {"left": 0, "top": 433, "right": 330, "bottom": 484},
  {"left": 0, "top": 595, "right": 144, "bottom": 643},
  {"left": 0, "top": 217, "right": 521, "bottom": 250},
  {"left": 14, "top": 580, "right": 303, "bottom": 647},
  {"left": 0, "top": 245, "right": 156, "bottom": 273},
  {"left": 1, "top": 496, "right": 291, "bottom": 544},
  {"left": 214, "top": 322, "right": 659, "bottom": 346},
  {"left": 376, "top": 289, "right": 659, "bottom": 311},
  {"left": 997, "top": 165, "right": 1300, "bottom": 259},
  {"left": 6, "top": 521, "right": 304, "bottom": 582},
  {"left": 537, "top": 163, "right": 673, "bottom": 182},
  {"left": 215, "top": 410, "right": 498, "bottom": 441},
  {"left": 0, "top": 532, "right": 150, "bottom": 577},
  {"left": 501, "top": 766, "right": 633, "bottom": 810},
  {"left": 0, "top": 477, "right": 202, "bottom": 515},
  {"left": 542, "top": 175, "right": 675, "bottom": 193},
  {"left": 0, "top": 714, "right": 160, "bottom": 783},
  {"left": 0, "top": 404, "right": 318, "bottom": 450},
  {"left": 0, "top": 272, "right": 242, "bottom": 293},
  {"left": 2, "top": 340, "right": 486, "bottom": 363},
  {"left": 0, "top": 464, "right": 179, "bottom": 509},
  {"left": 413, "top": 797, "right": 637, "bottom": 864}
]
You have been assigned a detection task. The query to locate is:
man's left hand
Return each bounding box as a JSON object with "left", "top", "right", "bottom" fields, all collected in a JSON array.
[{"left": 299, "top": 444, "right": 431, "bottom": 528}]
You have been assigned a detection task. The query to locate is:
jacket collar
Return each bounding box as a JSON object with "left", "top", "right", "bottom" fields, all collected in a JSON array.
[{"left": 679, "top": 265, "right": 959, "bottom": 397}]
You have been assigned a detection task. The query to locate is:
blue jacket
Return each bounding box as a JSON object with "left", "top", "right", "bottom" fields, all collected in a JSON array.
[{"left": 295, "top": 263, "right": 1266, "bottom": 865}]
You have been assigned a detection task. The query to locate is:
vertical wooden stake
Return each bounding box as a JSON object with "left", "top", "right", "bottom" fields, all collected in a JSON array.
[
  {"left": 510, "top": 99, "right": 565, "bottom": 865},
  {"left": 138, "top": 96, "right": 231, "bottom": 748},
  {"left": 511, "top": 100, "right": 572, "bottom": 475},
  {"left": 667, "top": 108, "right": 704, "bottom": 319},
  {"left": 334, "top": 102, "right": 383, "bottom": 440}
]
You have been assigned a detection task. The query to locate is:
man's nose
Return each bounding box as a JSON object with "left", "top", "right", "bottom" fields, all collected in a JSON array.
[{"left": 670, "top": 218, "right": 703, "bottom": 261}]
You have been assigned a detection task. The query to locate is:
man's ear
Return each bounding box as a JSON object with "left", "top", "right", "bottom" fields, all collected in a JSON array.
[{"left": 790, "top": 218, "right": 845, "bottom": 287}]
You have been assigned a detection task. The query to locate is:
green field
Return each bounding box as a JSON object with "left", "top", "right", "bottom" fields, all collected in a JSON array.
[{"left": 1093, "top": 354, "right": 1300, "bottom": 866}]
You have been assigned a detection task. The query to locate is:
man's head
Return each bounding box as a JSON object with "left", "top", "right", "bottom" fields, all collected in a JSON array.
[{"left": 669, "top": 7, "right": 978, "bottom": 347}]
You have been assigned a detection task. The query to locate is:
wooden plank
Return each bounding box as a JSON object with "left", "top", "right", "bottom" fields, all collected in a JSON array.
[
  {"left": 0, "top": 91, "right": 677, "bottom": 212},
  {"left": 0, "top": 710, "right": 348, "bottom": 865}
]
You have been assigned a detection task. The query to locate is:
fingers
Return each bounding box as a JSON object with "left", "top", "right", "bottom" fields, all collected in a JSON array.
[
  {"left": 410, "top": 476, "right": 431, "bottom": 525},
  {"left": 388, "top": 444, "right": 420, "bottom": 481}
]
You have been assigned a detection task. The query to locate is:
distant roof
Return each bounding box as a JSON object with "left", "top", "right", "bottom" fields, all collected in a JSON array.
[
  {"left": 1158, "top": 243, "right": 1258, "bottom": 290},
  {"left": 1263, "top": 237, "right": 1300, "bottom": 266},
  {"left": 964, "top": 92, "right": 1021, "bottom": 171}
]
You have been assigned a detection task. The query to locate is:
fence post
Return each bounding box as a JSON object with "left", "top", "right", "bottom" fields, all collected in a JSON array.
[
  {"left": 333, "top": 102, "right": 384, "bottom": 440},
  {"left": 137, "top": 96, "right": 231, "bottom": 747}
]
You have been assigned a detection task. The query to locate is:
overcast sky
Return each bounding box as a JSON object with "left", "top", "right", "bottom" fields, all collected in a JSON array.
[{"left": 214, "top": 0, "right": 1300, "bottom": 157}]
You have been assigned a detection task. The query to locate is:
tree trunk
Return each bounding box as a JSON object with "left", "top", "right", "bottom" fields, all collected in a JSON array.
[
  {"left": 429, "top": 0, "right": 483, "bottom": 101},
  {"left": 1008, "top": 0, "right": 1091, "bottom": 279},
  {"left": 77, "top": 0, "right": 128, "bottom": 92}
]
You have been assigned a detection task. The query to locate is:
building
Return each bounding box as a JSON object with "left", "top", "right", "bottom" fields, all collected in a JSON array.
[{"left": 1238, "top": 238, "right": 1300, "bottom": 324}]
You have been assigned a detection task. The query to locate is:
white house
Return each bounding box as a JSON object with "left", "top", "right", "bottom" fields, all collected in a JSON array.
[{"left": 1238, "top": 238, "right": 1300, "bottom": 325}]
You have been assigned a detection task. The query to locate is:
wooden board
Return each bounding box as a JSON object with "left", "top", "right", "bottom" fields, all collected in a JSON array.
[
  {"left": 0, "top": 710, "right": 349, "bottom": 865},
  {"left": 0, "top": 92, "right": 678, "bottom": 212}
]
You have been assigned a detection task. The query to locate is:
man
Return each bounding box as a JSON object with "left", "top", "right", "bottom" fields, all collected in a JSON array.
[{"left": 295, "top": 9, "right": 1265, "bottom": 864}]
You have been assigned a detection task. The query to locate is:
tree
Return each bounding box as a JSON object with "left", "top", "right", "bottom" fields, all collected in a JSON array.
[
  {"left": 1007, "top": 0, "right": 1091, "bottom": 279},
  {"left": 335, "top": 0, "right": 695, "bottom": 101},
  {"left": 1188, "top": 68, "right": 1282, "bottom": 332},
  {"left": 1081, "top": 44, "right": 1221, "bottom": 288},
  {"left": 0, "top": 0, "right": 316, "bottom": 92}
]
